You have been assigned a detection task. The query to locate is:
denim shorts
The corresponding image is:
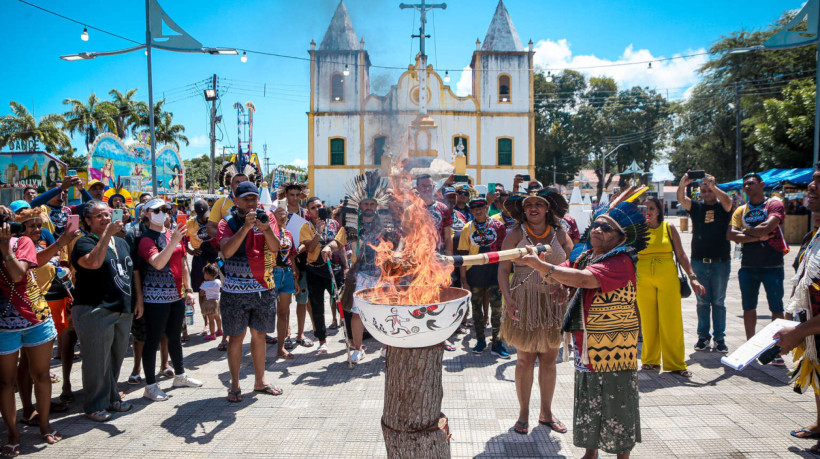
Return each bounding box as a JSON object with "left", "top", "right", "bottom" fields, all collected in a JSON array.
[
  {"left": 273, "top": 267, "right": 296, "bottom": 294},
  {"left": 0, "top": 319, "right": 59, "bottom": 355},
  {"left": 295, "top": 272, "right": 309, "bottom": 304},
  {"left": 738, "top": 266, "right": 784, "bottom": 314}
]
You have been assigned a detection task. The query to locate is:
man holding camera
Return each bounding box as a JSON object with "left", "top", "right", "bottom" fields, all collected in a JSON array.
[
  {"left": 299, "top": 197, "right": 346, "bottom": 356},
  {"left": 678, "top": 171, "right": 733, "bottom": 353},
  {"left": 217, "top": 181, "right": 282, "bottom": 402}
]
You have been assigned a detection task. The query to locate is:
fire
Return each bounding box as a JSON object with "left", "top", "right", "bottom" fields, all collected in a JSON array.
[{"left": 365, "top": 172, "right": 454, "bottom": 305}]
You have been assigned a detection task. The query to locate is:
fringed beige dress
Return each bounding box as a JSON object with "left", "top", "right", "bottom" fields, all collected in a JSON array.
[{"left": 500, "top": 226, "right": 568, "bottom": 353}]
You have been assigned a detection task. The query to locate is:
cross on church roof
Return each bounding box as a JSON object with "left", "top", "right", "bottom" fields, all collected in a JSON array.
[{"left": 400, "top": 0, "right": 446, "bottom": 58}]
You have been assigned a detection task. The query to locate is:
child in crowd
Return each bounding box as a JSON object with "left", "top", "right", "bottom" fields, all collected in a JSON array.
[{"left": 199, "top": 263, "right": 224, "bottom": 345}]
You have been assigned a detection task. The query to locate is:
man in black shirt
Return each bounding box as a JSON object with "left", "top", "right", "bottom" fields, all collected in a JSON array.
[{"left": 678, "top": 172, "right": 733, "bottom": 353}]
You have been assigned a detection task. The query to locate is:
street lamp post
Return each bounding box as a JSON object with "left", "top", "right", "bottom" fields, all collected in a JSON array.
[{"left": 60, "top": 0, "right": 238, "bottom": 195}]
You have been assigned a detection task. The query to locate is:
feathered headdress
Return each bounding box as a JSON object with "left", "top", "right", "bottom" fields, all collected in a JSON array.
[
  {"left": 340, "top": 170, "right": 393, "bottom": 241},
  {"left": 275, "top": 181, "right": 310, "bottom": 200},
  {"left": 218, "top": 160, "right": 261, "bottom": 188},
  {"left": 570, "top": 186, "right": 650, "bottom": 261},
  {"left": 102, "top": 178, "right": 133, "bottom": 208}
]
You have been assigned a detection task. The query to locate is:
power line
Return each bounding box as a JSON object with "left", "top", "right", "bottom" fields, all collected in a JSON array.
[{"left": 16, "top": 0, "right": 141, "bottom": 45}]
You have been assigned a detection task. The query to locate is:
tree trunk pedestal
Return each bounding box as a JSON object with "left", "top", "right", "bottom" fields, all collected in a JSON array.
[{"left": 381, "top": 345, "right": 450, "bottom": 459}]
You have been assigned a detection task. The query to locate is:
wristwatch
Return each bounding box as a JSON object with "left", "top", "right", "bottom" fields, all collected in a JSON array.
[{"left": 688, "top": 273, "right": 697, "bottom": 280}]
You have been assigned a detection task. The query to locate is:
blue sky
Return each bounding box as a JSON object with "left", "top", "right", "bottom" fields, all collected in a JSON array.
[{"left": 0, "top": 0, "right": 796, "bottom": 170}]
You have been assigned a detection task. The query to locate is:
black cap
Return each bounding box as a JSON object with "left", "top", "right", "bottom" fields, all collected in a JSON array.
[
  {"left": 193, "top": 200, "right": 209, "bottom": 216},
  {"left": 468, "top": 197, "right": 488, "bottom": 208},
  {"left": 235, "top": 181, "right": 259, "bottom": 197}
]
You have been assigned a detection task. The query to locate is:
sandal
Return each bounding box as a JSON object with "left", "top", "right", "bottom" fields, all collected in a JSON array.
[
  {"left": 284, "top": 338, "right": 294, "bottom": 350},
  {"left": 539, "top": 418, "right": 567, "bottom": 434},
  {"left": 811, "top": 441, "right": 820, "bottom": 455},
  {"left": 317, "top": 344, "right": 328, "bottom": 355},
  {"left": 161, "top": 368, "right": 175, "bottom": 378},
  {"left": 277, "top": 351, "right": 295, "bottom": 360},
  {"left": 513, "top": 420, "right": 528, "bottom": 435},
  {"left": 180, "top": 335, "right": 190, "bottom": 342},
  {"left": 217, "top": 341, "right": 228, "bottom": 351},
  {"left": 265, "top": 335, "right": 277, "bottom": 344},
  {"left": 42, "top": 431, "right": 62, "bottom": 444},
  {"left": 127, "top": 375, "right": 143, "bottom": 385},
  {"left": 50, "top": 401, "right": 69, "bottom": 412},
  {"left": 792, "top": 428, "right": 820, "bottom": 439},
  {"left": 676, "top": 369, "right": 693, "bottom": 378},
  {"left": 215, "top": 330, "right": 224, "bottom": 337},
  {"left": 19, "top": 413, "right": 39, "bottom": 426},
  {"left": 1, "top": 443, "right": 19, "bottom": 458},
  {"left": 641, "top": 364, "right": 657, "bottom": 370},
  {"left": 49, "top": 372, "right": 61, "bottom": 384},
  {"left": 254, "top": 385, "right": 284, "bottom": 396},
  {"left": 296, "top": 337, "right": 314, "bottom": 347},
  {"left": 443, "top": 342, "right": 456, "bottom": 352},
  {"left": 329, "top": 321, "right": 339, "bottom": 330},
  {"left": 227, "top": 389, "right": 242, "bottom": 403},
  {"left": 59, "top": 393, "right": 75, "bottom": 403}
]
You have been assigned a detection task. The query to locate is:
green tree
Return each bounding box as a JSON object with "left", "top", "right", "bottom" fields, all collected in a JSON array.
[
  {"left": 182, "top": 154, "right": 211, "bottom": 189},
  {"left": 63, "top": 93, "right": 117, "bottom": 153},
  {"left": 747, "top": 78, "right": 815, "bottom": 169},
  {"left": 668, "top": 10, "right": 816, "bottom": 181},
  {"left": 0, "top": 102, "right": 70, "bottom": 153},
  {"left": 56, "top": 147, "right": 87, "bottom": 171},
  {"left": 148, "top": 110, "right": 189, "bottom": 151},
  {"left": 108, "top": 89, "right": 146, "bottom": 139}
]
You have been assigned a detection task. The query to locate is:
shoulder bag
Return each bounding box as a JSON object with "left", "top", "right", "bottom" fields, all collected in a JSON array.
[{"left": 666, "top": 222, "right": 692, "bottom": 298}]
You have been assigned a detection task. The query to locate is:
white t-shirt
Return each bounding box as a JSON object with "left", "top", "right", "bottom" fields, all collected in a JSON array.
[{"left": 200, "top": 279, "right": 222, "bottom": 301}]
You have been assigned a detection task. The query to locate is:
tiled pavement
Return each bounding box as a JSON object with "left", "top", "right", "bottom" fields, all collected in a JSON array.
[{"left": 3, "top": 217, "right": 818, "bottom": 458}]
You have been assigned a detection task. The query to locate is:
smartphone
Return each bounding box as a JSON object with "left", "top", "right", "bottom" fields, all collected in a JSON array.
[
  {"left": 488, "top": 183, "right": 496, "bottom": 194},
  {"left": 66, "top": 170, "right": 77, "bottom": 198},
  {"left": 454, "top": 174, "right": 469, "bottom": 183},
  {"left": 521, "top": 174, "right": 531, "bottom": 181},
  {"left": 67, "top": 170, "right": 76, "bottom": 176},
  {"left": 66, "top": 215, "right": 79, "bottom": 233},
  {"left": 176, "top": 212, "right": 188, "bottom": 227},
  {"left": 317, "top": 207, "right": 329, "bottom": 221},
  {"left": 112, "top": 208, "right": 123, "bottom": 222},
  {"left": 688, "top": 170, "right": 705, "bottom": 180}
]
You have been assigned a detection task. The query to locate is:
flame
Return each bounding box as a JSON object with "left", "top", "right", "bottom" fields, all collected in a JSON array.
[{"left": 366, "top": 172, "right": 454, "bottom": 305}]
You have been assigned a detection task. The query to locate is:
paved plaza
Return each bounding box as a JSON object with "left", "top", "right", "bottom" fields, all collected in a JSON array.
[{"left": 3, "top": 218, "right": 817, "bottom": 458}]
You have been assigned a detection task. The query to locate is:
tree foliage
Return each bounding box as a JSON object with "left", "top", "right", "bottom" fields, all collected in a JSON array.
[
  {"left": 747, "top": 79, "right": 815, "bottom": 169},
  {"left": 183, "top": 154, "right": 212, "bottom": 190},
  {"left": 0, "top": 102, "right": 70, "bottom": 153},
  {"left": 62, "top": 93, "right": 117, "bottom": 153}
]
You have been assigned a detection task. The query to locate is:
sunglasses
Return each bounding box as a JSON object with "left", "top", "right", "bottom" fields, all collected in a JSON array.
[
  {"left": 150, "top": 208, "right": 168, "bottom": 214},
  {"left": 590, "top": 221, "right": 621, "bottom": 234}
]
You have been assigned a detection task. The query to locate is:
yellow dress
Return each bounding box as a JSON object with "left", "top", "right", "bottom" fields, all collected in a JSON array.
[{"left": 636, "top": 221, "right": 686, "bottom": 371}]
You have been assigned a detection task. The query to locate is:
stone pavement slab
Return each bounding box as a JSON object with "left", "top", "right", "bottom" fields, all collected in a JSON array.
[{"left": 2, "top": 218, "right": 817, "bottom": 458}]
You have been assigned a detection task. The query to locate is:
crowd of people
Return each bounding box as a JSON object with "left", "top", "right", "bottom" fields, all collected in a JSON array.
[{"left": 0, "top": 165, "right": 818, "bottom": 459}]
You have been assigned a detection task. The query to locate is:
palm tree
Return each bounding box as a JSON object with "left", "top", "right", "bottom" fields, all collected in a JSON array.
[
  {"left": 0, "top": 102, "right": 70, "bottom": 153},
  {"left": 150, "top": 111, "right": 189, "bottom": 150},
  {"left": 108, "top": 89, "right": 145, "bottom": 139},
  {"left": 63, "top": 93, "right": 117, "bottom": 153}
]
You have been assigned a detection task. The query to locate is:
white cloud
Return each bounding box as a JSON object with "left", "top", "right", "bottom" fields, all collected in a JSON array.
[
  {"left": 289, "top": 158, "right": 308, "bottom": 168},
  {"left": 532, "top": 39, "right": 708, "bottom": 98},
  {"left": 188, "top": 135, "right": 210, "bottom": 148},
  {"left": 454, "top": 66, "right": 472, "bottom": 97}
]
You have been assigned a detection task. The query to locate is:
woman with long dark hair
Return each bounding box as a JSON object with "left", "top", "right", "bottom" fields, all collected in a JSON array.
[
  {"left": 499, "top": 188, "right": 573, "bottom": 435},
  {"left": 637, "top": 197, "right": 704, "bottom": 377}
]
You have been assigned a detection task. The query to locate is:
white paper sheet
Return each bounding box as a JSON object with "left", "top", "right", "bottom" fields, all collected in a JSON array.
[
  {"left": 286, "top": 213, "right": 308, "bottom": 247},
  {"left": 721, "top": 318, "right": 800, "bottom": 371}
]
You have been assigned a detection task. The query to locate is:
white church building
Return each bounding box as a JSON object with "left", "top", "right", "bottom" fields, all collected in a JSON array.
[{"left": 308, "top": 0, "right": 535, "bottom": 203}]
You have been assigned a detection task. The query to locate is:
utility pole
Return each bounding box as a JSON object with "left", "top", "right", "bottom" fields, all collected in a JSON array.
[
  {"left": 552, "top": 154, "right": 557, "bottom": 185},
  {"left": 145, "top": 0, "right": 157, "bottom": 195},
  {"left": 209, "top": 74, "right": 217, "bottom": 194},
  {"left": 735, "top": 81, "right": 742, "bottom": 180},
  {"left": 263, "top": 143, "right": 270, "bottom": 181}
]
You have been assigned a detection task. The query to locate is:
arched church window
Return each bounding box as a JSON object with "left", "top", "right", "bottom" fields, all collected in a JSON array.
[
  {"left": 498, "top": 74, "right": 511, "bottom": 103},
  {"left": 331, "top": 73, "right": 344, "bottom": 102}
]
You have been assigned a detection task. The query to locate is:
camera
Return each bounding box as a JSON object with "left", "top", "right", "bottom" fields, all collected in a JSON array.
[
  {"left": 0, "top": 214, "right": 24, "bottom": 236},
  {"left": 688, "top": 170, "right": 705, "bottom": 180},
  {"left": 317, "top": 207, "right": 329, "bottom": 221},
  {"left": 255, "top": 209, "right": 269, "bottom": 224}
]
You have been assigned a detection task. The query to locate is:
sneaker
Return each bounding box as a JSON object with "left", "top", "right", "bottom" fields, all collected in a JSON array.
[
  {"left": 85, "top": 410, "right": 112, "bottom": 422},
  {"left": 108, "top": 401, "right": 132, "bottom": 412},
  {"left": 172, "top": 374, "right": 203, "bottom": 388},
  {"left": 694, "top": 338, "right": 710, "bottom": 351},
  {"left": 143, "top": 383, "right": 169, "bottom": 401},
  {"left": 472, "top": 340, "right": 487, "bottom": 354},
  {"left": 714, "top": 340, "right": 729, "bottom": 354},
  {"left": 491, "top": 342, "right": 511, "bottom": 359},
  {"left": 350, "top": 349, "right": 365, "bottom": 364}
]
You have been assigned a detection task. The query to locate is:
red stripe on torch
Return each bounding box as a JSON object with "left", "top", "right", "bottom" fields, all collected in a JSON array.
[{"left": 487, "top": 252, "right": 500, "bottom": 264}]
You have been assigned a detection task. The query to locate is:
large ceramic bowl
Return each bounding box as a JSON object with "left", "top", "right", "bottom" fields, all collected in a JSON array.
[{"left": 353, "top": 287, "right": 471, "bottom": 348}]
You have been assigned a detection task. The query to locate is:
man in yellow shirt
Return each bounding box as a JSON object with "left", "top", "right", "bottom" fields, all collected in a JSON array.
[
  {"left": 206, "top": 173, "right": 248, "bottom": 240},
  {"left": 298, "top": 197, "right": 346, "bottom": 355}
]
